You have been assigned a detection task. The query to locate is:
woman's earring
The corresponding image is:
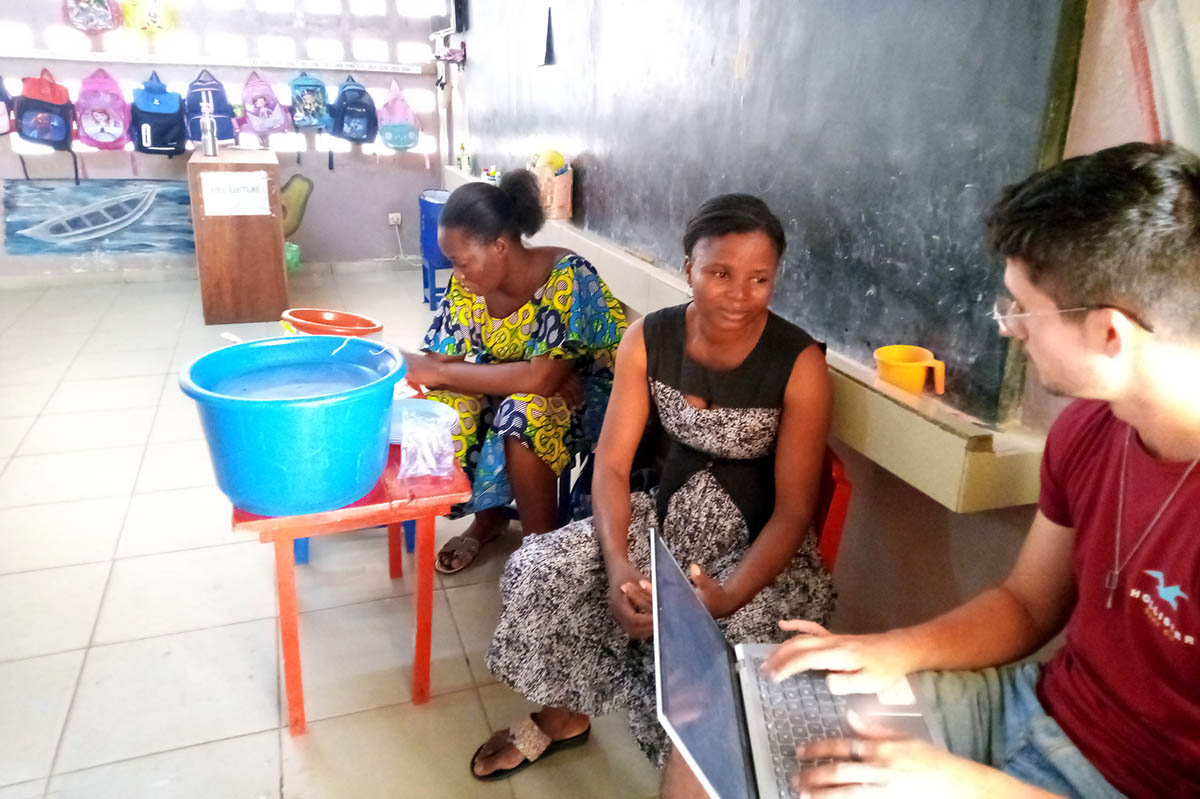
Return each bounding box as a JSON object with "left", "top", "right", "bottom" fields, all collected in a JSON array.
[{"left": 686, "top": 284, "right": 694, "bottom": 298}]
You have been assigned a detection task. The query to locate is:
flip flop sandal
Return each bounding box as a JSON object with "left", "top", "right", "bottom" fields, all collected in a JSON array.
[
  {"left": 434, "top": 531, "right": 503, "bottom": 575},
  {"left": 470, "top": 715, "right": 591, "bottom": 782},
  {"left": 434, "top": 534, "right": 480, "bottom": 575}
]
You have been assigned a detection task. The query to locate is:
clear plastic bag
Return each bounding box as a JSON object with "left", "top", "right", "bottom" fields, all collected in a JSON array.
[{"left": 391, "top": 399, "right": 458, "bottom": 478}]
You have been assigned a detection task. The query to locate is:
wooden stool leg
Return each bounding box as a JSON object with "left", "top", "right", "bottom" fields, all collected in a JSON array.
[
  {"left": 274, "top": 537, "right": 306, "bottom": 734},
  {"left": 412, "top": 515, "right": 435, "bottom": 704},
  {"left": 386, "top": 523, "right": 404, "bottom": 578}
]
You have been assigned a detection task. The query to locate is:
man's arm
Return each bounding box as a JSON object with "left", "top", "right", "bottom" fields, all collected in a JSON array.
[{"left": 765, "top": 510, "right": 1077, "bottom": 692}]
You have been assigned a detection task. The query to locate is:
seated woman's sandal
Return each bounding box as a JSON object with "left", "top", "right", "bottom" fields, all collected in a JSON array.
[{"left": 470, "top": 715, "right": 591, "bottom": 781}]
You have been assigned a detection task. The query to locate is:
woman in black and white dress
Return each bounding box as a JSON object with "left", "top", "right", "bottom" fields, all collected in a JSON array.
[{"left": 470, "top": 194, "right": 837, "bottom": 788}]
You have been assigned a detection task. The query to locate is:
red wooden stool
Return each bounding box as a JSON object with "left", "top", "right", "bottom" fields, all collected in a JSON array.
[{"left": 232, "top": 445, "right": 471, "bottom": 735}]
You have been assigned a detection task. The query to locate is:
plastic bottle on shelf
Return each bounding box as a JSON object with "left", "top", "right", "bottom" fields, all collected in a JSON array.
[{"left": 456, "top": 142, "right": 471, "bottom": 173}]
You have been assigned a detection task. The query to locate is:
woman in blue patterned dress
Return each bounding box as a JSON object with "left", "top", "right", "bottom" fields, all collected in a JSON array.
[{"left": 405, "top": 170, "right": 627, "bottom": 573}]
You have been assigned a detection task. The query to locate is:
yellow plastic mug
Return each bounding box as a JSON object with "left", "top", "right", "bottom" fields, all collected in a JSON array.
[{"left": 874, "top": 345, "right": 945, "bottom": 395}]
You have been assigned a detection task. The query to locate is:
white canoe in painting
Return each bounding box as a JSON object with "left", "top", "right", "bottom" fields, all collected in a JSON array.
[{"left": 16, "top": 187, "right": 159, "bottom": 244}]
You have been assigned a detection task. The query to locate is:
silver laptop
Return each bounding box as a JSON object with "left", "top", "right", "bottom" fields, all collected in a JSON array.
[{"left": 651, "top": 530, "right": 944, "bottom": 799}]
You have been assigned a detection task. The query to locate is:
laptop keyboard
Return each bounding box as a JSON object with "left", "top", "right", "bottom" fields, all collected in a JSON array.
[{"left": 751, "top": 657, "right": 849, "bottom": 799}]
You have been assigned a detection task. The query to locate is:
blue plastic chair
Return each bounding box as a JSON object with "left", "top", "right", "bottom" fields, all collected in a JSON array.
[{"left": 419, "top": 189, "right": 453, "bottom": 309}]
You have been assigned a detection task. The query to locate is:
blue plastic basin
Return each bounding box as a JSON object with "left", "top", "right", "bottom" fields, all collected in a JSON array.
[{"left": 180, "top": 335, "right": 407, "bottom": 517}]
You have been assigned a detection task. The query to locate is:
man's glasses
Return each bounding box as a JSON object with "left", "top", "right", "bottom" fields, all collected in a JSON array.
[{"left": 991, "top": 296, "right": 1154, "bottom": 337}]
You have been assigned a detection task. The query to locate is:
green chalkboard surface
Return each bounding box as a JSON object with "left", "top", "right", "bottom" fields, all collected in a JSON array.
[{"left": 464, "top": 0, "right": 1085, "bottom": 421}]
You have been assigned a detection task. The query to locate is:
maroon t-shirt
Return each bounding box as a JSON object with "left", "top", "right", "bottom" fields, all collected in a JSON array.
[{"left": 1037, "top": 400, "right": 1200, "bottom": 798}]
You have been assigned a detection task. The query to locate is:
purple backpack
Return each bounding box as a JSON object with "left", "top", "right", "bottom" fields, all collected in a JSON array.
[
  {"left": 238, "top": 71, "right": 291, "bottom": 139},
  {"left": 378, "top": 80, "right": 420, "bottom": 151},
  {"left": 76, "top": 69, "right": 130, "bottom": 150}
]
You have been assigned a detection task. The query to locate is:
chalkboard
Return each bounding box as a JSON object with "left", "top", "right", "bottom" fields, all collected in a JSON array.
[{"left": 463, "top": 0, "right": 1085, "bottom": 422}]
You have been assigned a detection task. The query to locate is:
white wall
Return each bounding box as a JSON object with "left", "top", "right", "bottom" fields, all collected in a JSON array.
[{"left": 0, "top": 0, "right": 443, "bottom": 277}]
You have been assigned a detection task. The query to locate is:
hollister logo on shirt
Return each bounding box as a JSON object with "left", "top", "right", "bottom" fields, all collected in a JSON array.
[{"left": 1130, "top": 569, "right": 1195, "bottom": 646}]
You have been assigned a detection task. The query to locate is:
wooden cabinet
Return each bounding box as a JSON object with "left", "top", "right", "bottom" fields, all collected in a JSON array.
[{"left": 187, "top": 149, "right": 289, "bottom": 324}]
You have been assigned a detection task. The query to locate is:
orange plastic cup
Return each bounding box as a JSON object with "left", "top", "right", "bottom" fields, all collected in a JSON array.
[{"left": 874, "top": 345, "right": 945, "bottom": 395}]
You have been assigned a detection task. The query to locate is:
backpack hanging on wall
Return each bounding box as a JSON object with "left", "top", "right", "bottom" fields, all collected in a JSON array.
[
  {"left": 238, "top": 71, "right": 291, "bottom": 141},
  {"left": 289, "top": 72, "right": 331, "bottom": 132},
  {"left": 122, "top": 0, "right": 172, "bottom": 31},
  {"left": 377, "top": 80, "right": 420, "bottom": 151},
  {"left": 76, "top": 69, "right": 130, "bottom": 150},
  {"left": 14, "top": 69, "right": 80, "bottom": 184},
  {"left": 0, "top": 78, "right": 13, "bottom": 136},
  {"left": 329, "top": 75, "right": 378, "bottom": 144},
  {"left": 131, "top": 71, "right": 187, "bottom": 156},
  {"left": 186, "top": 70, "right": 236, "bottom": 142},
  {"left": 65, "top": 0, "right": 123, "bottom": 32}
]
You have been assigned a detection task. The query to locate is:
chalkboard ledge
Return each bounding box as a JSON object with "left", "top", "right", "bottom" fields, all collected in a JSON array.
[
  {"left": 443, "top": 166, "right": 1044, "bottom": 512},
  {"left": 827, "top": 351, "right": 1044, "bottom": 512}
]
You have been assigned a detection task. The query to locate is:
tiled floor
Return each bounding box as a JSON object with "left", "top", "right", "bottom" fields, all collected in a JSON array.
[{"left": 0, "top": 271, "right": 658, "bottom": 799}]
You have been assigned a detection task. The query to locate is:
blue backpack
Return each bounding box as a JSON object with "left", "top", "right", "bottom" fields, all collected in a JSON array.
[
  {"left": 131, "top": 71, "right": 187, "bottom": 156},
  {"left": 329, "top": 76, "right": 378, "bottom": 143},
  {"left": 186, "top": 69, "right": 236, "bottom": 142},
  {"left": 289, "top": 72, "right": 331, "bottom": 132}
]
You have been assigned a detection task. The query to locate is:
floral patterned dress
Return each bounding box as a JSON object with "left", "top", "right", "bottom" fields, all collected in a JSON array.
[
  {"left": 486, "top": 304, "right": 837, "bottom": 765},
  {"left": 422, "top": 254, "right": 627, "bottom": 514}
]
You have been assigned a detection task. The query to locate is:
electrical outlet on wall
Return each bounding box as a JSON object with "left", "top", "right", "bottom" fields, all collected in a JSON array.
[{"left": 388, "top": 212, "right": 403, "bottom": 226}]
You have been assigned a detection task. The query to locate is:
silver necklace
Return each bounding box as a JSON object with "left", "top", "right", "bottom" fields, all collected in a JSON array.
[{"left": 1106, "top": 426, "right": 1200, "bottom": 609}]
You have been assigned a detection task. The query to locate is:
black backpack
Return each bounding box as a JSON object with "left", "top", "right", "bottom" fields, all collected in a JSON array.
[
  {"left": 14, "top": 69, "right": 79, "bottom": 183},
  {"left": 329, "top": 75, "right": 378, "bottom": 144},
  {"left": 131, "top": 71, "right": 187, "bottom": 156}
]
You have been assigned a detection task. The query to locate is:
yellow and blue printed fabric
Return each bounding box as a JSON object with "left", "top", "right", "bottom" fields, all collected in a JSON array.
[{"left": 422, "top": 254, "right": 627, "bottom": 514}]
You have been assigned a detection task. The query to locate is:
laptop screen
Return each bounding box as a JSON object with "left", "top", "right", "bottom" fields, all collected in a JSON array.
[{"left": 653, "top": 533, "right": 754, "bottom": 799}]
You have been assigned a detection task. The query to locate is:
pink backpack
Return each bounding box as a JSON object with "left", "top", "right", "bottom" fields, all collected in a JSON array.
[
  {"left": 76, "top": 69, "right": 130, "bottom": 150},
  {"left": 238, "top": 72, "right": 291, "bottom": 139},
  {"left": 377, "top": 80, "right": 420, "bottom": 151}
]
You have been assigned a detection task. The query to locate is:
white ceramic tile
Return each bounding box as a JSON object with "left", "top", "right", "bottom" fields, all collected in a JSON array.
[
  {"left": 157, "top": 375, "right": 193, "bottom": 408},
  {"left": 0, "top": 384, "right": 56, "bottom": 418},
  {"left": 94, "top": 543, "right": 275, "bottom": 644},
  {"left": 147, "top": 404, "right": 204, "bottom": 444},
  {"left": 116, "top": 486, "right": 237, "bottom": 558},
  {"left": 282, "top": 593, "right": 471, "bottom": 724},
  {"left": 93, "top": 311, "right": 185, "bottom": 338},
  {"left": 44, "top": 376, "right": 163, "bottom": 414},
  {"left": 134, "top": 440, "right": 216, "bottom": 493},
  {"left": 0, "top": 333, "right": 89, "bottom": 360},
  {"left": 294, "top": 528, "right": 418, "bottom": 613},
  {"left": 0, "top": 447, "right": 143, "bottom": 508},
  {"left": 478, "top": 683, "right": 660, "bottom": 799},
  {"left": 0, "top": 358, "right": 71, "bottom": 388},
  {"left": 0, "top": 779, "right": 45, "bottom": 799},
  {"left": 0, "top": 497, "right": 127, "bottom": 575},
  {"left": 18, "top": 408, "right": 155, "bottom": 455},
  {"left": 56, "top": 620, "right": 278, "bottom": 773},
  {"left": 81, "top": 328, "right": 184, "bottom": 355},
  {"left": 280, "top": 690, "right": 513, "bottom": 799},
  {"left": 435, "top": 515, "right": 524, "bottom": 589},
  {"left": 47, "top": 730, "right": 278, "bottom": 799},
  {"left": 0, "top": 563, "right": 109, "bottom": 661},
  {"left": 444, "top": 581, "right": 503, "bottom": 687},
  {"left": 0, "top": 651, "right": 85, "bottom": 786},
  {"left": 0, "top": 417, "right": 34, "bottom": 458},
  {"left": 9, "top": 312, "right": 103, "bottom": 335},
  {"left": 64, "top": 348, "right": 175, "bottom": 381}
]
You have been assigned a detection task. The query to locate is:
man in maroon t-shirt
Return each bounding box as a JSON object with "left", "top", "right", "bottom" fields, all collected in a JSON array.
[{"left": 761, "top": 142, "right": 1200, "bottom": 799}]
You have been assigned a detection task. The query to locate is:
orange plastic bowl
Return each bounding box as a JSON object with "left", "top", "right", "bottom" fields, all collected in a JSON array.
[{"left": 282, "top": 308, "right": 384, "bottom": 337}]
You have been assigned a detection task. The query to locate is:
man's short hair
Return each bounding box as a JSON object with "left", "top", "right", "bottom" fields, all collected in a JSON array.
[{"left": 987, "top": 141, "right": 1200, "bottom": 340}]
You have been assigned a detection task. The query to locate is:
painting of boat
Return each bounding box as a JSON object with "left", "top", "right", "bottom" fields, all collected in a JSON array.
[
  {"left": 16, "top": 187, "right": 159, "bottom": 244},
  {"left": 4, "top": 179, "right": 194, "bottom": 255}
]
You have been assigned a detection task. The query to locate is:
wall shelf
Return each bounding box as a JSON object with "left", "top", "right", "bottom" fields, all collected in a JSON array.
[{"left": 4, "top": 48, "right": 426, "bottom": 76}]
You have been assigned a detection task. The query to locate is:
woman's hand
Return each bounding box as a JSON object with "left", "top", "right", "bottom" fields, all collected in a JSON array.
[
  {"left": 553, "top": 371, "right": 585, "bottom": 410},
  {"left": 606, "top": 558, "right": 653, "bottom": 639},
  {"left": 403, "top": 352, "right": 443, "bottom": 389},
  {"left": 689, "top": 564, "right": 737, "bottom": 619}
]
